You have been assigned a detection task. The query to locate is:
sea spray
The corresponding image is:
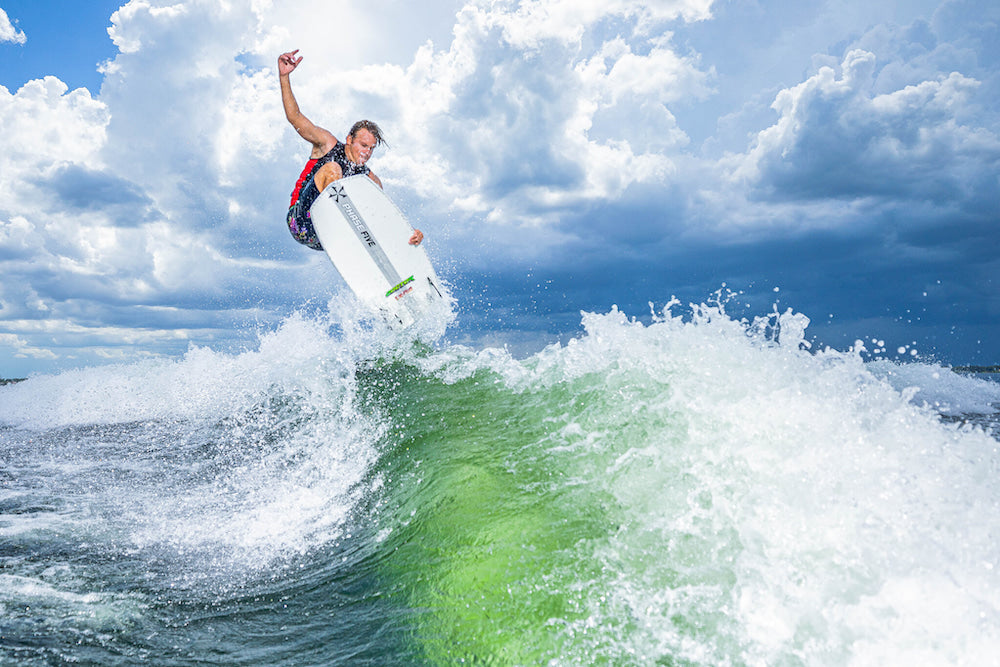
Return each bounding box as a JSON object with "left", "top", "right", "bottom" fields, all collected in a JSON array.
[
  {"left": 371, "top": 302, "right": 1000, "bottom": 665},
  {"left": 0, "top": 309, "right": 390, "bottom": 584}
]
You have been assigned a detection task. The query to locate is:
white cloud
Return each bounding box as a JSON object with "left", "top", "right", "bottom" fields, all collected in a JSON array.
[
  {"left": 0, "top": 6, "right": 272, "bottom": 353},
  {"left": 328, "top": 0, "right": 718, "bottom": 232},
  {"left": 494, "top": 0, "right": 713, "bottom": 49},
  {"left": 0, "top": 80, "right": 122, "bottom": 319},
  {"left": 0, "top": 77, "right": 109, "bottom": 185},
  {"left": 95, "top": 0, "right": 717, "bottom": 243},
  {"left": 215, "top": 66, "right": 286, "bottom": 180},
  {"left": 0, "top": 7, "right": 26, "bottom": 44},
  {"left": 106, "top": 1, "right": 190, "bottom": 54},
  {"left": 727, "top": 49, "right": 1000, "bottom": 204},
  {"left": 0, "top": 333, "right": 56, "bottom": 360}
]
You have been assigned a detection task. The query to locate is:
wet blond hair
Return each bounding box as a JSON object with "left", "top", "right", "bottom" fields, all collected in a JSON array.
[{"left": 347, "top": 120, "right": 386, "bottom": 147}]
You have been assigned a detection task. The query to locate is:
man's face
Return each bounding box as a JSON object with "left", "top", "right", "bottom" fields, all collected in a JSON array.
[{"left": 345, "top": 128, "right": 377, "bottom": 165}]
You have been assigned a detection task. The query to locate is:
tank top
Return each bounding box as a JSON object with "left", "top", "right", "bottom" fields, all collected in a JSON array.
[{"left": 289, "top": 142, "right": 370, "bottom": 209}]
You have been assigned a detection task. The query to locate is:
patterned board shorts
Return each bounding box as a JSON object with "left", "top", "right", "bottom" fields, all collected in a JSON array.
[{"left": 286, "top": 203, "right": 324, "bottom": 251}]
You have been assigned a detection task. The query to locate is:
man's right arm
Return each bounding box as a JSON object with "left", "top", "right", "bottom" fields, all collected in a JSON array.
[{"left": 278, "top": 50, "right": 337, "bottom": 157}]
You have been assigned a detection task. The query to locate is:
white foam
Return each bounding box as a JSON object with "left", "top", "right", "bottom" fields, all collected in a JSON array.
[
  {"left": 867, "top": 359, "right": 1000, "bottom": 416},
  {"left": 0, "top": 303, "right": 408, "bottom": 583},
  {"left": 416, "top": 302, "right": 1000, "bottom": 664},
  {"left": 0, "top": 289, "right": 454, "bottom": 430}
]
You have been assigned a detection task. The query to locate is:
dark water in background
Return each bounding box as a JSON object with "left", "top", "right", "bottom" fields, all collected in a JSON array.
[{"left": 2, "top": 300, "right": 999, "bottom": 665}]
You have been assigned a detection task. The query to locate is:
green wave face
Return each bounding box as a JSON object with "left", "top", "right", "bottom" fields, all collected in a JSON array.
[{"left": 358, "top": 356, "right": 744, "bottom": 666}]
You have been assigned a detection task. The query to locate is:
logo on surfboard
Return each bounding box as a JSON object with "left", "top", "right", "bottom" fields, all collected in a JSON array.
[{"left": 328, "top": 185, "right": 347, "bottom": 203}]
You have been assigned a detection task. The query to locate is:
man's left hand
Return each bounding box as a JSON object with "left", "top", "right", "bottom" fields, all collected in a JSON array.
[{"left": 409, "top": 229, "right": 424, "bottom": 246}]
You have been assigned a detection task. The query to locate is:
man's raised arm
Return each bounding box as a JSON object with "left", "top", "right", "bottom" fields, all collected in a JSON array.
[{"left": 278, "top": 50, "right": 337, "bottom": 155}]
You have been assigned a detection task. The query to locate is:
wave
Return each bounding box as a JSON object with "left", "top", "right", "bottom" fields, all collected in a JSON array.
[{"left": 1, "top": 297, "right": 999, "bottom": 664}]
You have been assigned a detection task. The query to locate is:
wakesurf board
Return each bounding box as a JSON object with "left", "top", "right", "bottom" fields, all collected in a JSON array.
[{"left": 309, "top": 175, "right": 449, "bottom": 328}]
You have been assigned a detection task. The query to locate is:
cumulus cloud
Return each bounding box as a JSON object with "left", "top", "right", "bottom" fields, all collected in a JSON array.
[
  {"left": 0, "top": 77, "right": 108, "bottom": 177},
  {"left": 0, "top": 0, "right": 416, "bottom": 373},
  {"left": 0, "top": 7, "right": 26, "bottom": 45},
  {"left": 728, "top": 49, "right": 1000, "bottom": 206},
  {"left": 0, "top": 73, "right": 223, "bottom": 311},
  {"left": 356, "top": 0, "right": 717, "bottom": 241},
  {"left": 489, "top": 0, "right": 713, "bottom": 50},
  {"left": 0, "top": 78, "right": 116, "bottom": 314},
  {"left": 0, "top": 333, "right": 56, "bottom": 360}
]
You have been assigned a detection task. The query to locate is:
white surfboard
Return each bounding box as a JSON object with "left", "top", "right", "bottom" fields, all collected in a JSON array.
[{"left": 309, "top": 175, "right": 449, "bottom": 328}]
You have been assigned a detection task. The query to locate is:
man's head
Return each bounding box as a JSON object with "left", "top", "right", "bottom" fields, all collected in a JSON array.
[{"left": 344, "top": 120, "right": 385, "bottom": 165}]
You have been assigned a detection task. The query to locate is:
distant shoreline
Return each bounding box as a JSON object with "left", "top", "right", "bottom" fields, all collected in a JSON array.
[
  {"left": 952, "top": 366, "right": 1000, "bottom": 374},
  {"left": 1, "top": 364, "right": 997, "bottom": 386}
]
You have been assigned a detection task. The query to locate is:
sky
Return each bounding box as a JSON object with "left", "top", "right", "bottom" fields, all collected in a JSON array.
[{"left": 0, "top": 0, "right": 997, "bottom": 377}]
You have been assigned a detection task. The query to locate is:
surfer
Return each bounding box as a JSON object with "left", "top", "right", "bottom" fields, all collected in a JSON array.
[{"left": 279, "top": 49, "right": 423, "bottom": 251}]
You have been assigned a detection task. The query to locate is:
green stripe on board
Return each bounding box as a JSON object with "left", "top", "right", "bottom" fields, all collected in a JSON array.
[{"left": 386, "top": 276, "right": 415, "bottom": 297}]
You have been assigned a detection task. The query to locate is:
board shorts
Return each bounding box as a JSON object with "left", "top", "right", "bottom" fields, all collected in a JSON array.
[{"left": 286, "top": 201, "right": 324, "bottom": 251}]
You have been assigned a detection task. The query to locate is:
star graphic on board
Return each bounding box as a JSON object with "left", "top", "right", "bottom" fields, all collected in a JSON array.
[{"left": 328, "top": 185, "right": 346, "bottom": 202}]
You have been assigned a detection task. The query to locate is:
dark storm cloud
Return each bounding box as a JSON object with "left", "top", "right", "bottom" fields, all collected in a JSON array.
[{"left": 41, "top": 163, "right": 156, "bottom": 224}]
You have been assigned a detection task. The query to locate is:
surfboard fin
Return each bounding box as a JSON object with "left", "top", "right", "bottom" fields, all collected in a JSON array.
[{"left": 427, "top": 277, "right": 443, "bottom": 298}]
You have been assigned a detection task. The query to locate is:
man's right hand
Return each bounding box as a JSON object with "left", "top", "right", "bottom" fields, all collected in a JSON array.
[{"left": 278, "top": 49, "right": 302, "bottom": 76}]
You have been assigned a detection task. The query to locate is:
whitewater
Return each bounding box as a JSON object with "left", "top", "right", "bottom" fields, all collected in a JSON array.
[{"left": 1, "top": 296, "right": 999, "bottom": 666}]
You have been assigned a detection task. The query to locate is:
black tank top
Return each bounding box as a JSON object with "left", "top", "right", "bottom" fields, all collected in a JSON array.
[{"left": 294, "top": 141, "right": 371, "bottom": 215}]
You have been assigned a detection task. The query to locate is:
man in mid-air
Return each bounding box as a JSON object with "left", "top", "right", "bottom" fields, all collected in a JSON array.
[{"left": 278, "top": 49, "right": 423, "bottom": 251}]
